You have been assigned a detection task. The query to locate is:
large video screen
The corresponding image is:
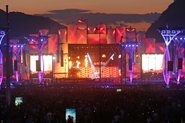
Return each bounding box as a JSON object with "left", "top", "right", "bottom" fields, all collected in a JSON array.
[
  {"left": 142, "top": 54, "right": 163, "bottom": 73},
  {"left": 30, "top": 55, "right": 53, "bottom": 77}
]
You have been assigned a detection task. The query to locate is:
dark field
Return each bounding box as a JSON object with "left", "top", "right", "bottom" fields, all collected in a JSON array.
[{"left": 1, "top": 83, "right": 185, "bottom": 123}]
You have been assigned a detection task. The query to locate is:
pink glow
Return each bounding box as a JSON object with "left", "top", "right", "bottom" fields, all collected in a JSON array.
[
  {"left": 78, "top": 19, "right": 83, "bottom": 23},
  {"left": 115, "top": 27, "right": 126, "bottom": 43},
  {"left": 38, "top": 72, "right": 43, "bottom": 83},
  {"left": 145, "top": 38, "right": 155, "bottom": 53},
  {"left": 0, "top": 50, "right": 3, "bottom": 85},
  {"left": 88, "top": 34, "right": 107, "bottom": 44},
  {"left": 48, "top": 34, "right": 58, "bottom": 54},
  {"left": 156, "top": 43, "right": 165, "bottom": 53},
  {"left": 129, "top": 71, "right": 133, "bottom": 84},
  {"left": 76, "top": 29, "right": 87, "bottom": 44},
  {"left": 68, "top": 25, "right": 78, "bottom": 44},
  {"left": 183, "top": 59, "right": 185, "bottom": 72},
  {"left": 126, "top": 28, "right": 136, "bottom": 32},
  {"left": 15, "top": 71, "right": 19, "bottom": 82}
]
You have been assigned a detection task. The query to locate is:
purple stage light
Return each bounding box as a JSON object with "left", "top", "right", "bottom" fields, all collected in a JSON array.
[
  {"left": 0, "top": 30, "right": 5, "bottom": 45},
  {"left": 159, "top": 27, "right": 182, "bottom": 87}
]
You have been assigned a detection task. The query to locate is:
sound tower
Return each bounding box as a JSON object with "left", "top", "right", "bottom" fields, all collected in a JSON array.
[
  {"left": 14, "top": 60, "right": 18, "bottom": 71},
  {"left": 167, "top": 61, "right": 173, "bottom": 71},
  {"left": 61, "top": 50, "right": 63, "bottom": 66},
  {"left": 128, "top": 59, "right": 132, "bottom": 71},
  {"left": 178, "top": 58, "right": 183, "bottom": 69},
  {"left": 36, "top": 60, "right": 41, "bottom": 71}
]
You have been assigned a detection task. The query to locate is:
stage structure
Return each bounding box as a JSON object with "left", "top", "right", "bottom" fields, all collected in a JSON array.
[
  {"left": 26, "top": 29, "right": 49, "bottom": 83},
  {"left": 0, "top": 30, "right": 6, "bottom": 85},
  {"left": 174, "top": 36, "right": 185, "bottom": 84},
  {"left": 87, "top": 53, "right": 115, "bottom": 79},
  {"left": 121, "top": 41, "right": 138, "bottom": 84},
  {"left": 10, "top": 41, "right": 25, "bottom": 82},
  {"left": 68, "top": 44, "right": 121, "bottom": 79},
  {"left": 158, "top": 27, "right": 182, "bottom": 87}
]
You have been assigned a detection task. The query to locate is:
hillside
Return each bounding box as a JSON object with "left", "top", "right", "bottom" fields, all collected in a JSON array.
[
  {"left": 0, "top": 10, "right": 65, "bottom": 39},
  {"left": 146, "top": 0, "right": 185, "bottom": 41}
]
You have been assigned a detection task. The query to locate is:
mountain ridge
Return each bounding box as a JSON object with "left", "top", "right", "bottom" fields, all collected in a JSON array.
[
  {"left": 0, "top": 10, "right": 65, "bottom": 39},
  {"left": 146, "top": 0, "right": 185, "bottom": 41},
  {"left": 39, "top": 9, "right": 160, "bottom": 27}
]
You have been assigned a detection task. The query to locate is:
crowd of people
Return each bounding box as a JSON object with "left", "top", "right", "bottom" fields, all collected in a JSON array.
[{"left": 0, "top": 83, "right": 185, "bottom": 123}]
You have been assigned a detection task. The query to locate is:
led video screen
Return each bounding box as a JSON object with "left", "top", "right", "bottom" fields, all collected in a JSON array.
[
  {"left": 142, "top": 54, "right": 163, "bottom": 73},
  {"left": 30, "top": 55, "right": 53, "bottom": 77}
]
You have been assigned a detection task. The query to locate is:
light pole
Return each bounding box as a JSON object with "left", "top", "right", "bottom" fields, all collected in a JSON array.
[
  {"left": 154, "top": 56, "right": 156, "bottom": 74},
  {"left": 52, "top": 55, "right": 56, "bottom": 82},
  {"left": 5, "top": 5, "right": 11, "bottom": 106},
  {"left": 120, "top": 36, "right": 124, "bottom": 83},
  {"left": 0, "top": 30, "right": 6, "bottom": 85},
  {"left": 65, "top": 59, "right": 67, "bottom": 78}
]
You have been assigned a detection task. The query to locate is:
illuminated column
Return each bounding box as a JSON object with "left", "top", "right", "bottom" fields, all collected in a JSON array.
[
  {"left": 26, "top": 29, "right": 48, "bottom": 83},
  {"left": 0, "top": 30, "right": 6, "bottom": 85},
  {"left": 0, "top": 50, "right": 3, "bottom": 85},
  {"left": 10, "top": 43, "right": 25, "bottom": 82},
  {"left": 158, "top": 28, "right": 182, "bottom": 88},
  {"left": 58, "top": 28, "right": 68, "bottom": 78},
  {"left": 121, "top": 42, "right": 138, "bottom": 84},
  {"left": 174, "top": 36, "right": 185, "bottom": 84},
  {"left": 38, "top": 29, "right": 48, "bottom": 83},
  {"left": 61, "top": 43, "right": 68, "bottom": 78}
]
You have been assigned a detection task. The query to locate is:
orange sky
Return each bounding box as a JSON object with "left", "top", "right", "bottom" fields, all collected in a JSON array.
[
  {"left": 0, "top": 0, "right": 173, "bottom": 14},
  {"left": 0, "top": 0, "right": 174, "bottom": 31}
]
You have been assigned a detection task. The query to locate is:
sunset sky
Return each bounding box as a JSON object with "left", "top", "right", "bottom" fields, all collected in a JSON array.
[
  {"left": 0, "top": 0, "right": 173, "bottom": 14},
  {"left": 0, "top": 0, "right": 174, "bottom": 31}
]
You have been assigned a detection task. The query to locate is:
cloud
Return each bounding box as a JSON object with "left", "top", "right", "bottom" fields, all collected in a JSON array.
[
  {"left": 48, "top": 9, "right": 91, "bottom": 14},
  {"left": 38, "top": 9, "right": 160, "bottom": 30}
]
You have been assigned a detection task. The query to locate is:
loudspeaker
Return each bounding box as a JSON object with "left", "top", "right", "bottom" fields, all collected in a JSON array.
[
  {"left": 178, "top": 58, "right": 183, "bottom": 69},
  {"left": 36, "top": 60, "right": 41, "bottom": 71},
  {"left": 57, "top": 49, "right": 60, "bottom": 63},
  {"left": 128, "top": 59, "right": 132, "bottom": 71},
  {"left": 167, "top": 61, "right": 173, "bottom": 71},
  {"left": 61, "top": 50, "right": 63, "bottom": 66},
  {"left": 23, "top": 50, "right": 27, "bottom": 65},
  {"left": 14, "top": 60, "right": 18, "bottom": 71}
]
